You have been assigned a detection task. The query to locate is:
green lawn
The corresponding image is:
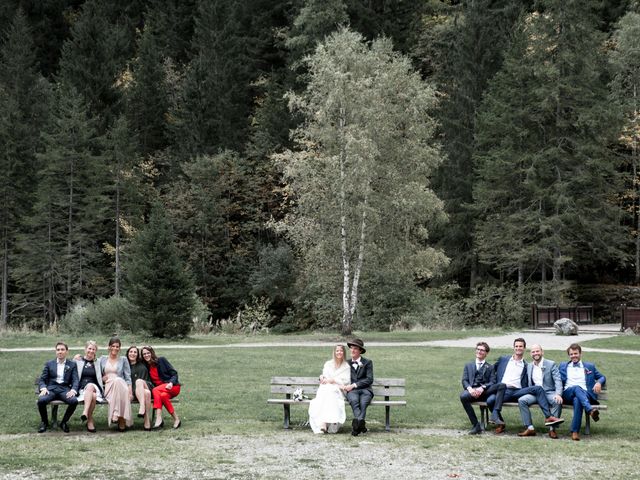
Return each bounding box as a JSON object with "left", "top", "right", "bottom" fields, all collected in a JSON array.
[
  {"left": 582, "top": 334, "right": 640, "bottom": 350},
  {"left": 0, "top": 328, "right": 506, "bottom": 349},
  {"left": 0, "top": 332, "right": 638, "bottom": 478}
]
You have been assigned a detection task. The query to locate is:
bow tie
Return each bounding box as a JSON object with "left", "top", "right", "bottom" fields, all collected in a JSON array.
[{"left": 571, "top": 362, "right": 582, "bottom": 368}]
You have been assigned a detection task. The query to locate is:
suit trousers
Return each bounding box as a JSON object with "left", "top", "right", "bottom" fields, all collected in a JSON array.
[
  {"left": 459, "top": 383, "right": 502, "bottom": 427},
  {"left": 518, "top": 392, "right": 562, "bottom": 428},
  {"left": 346, "top": 389, "right": 373, "bottom": 420},
  {"left": 487, "top": 385, "right": 552, "bottom": 421},
  {"left": 37, "top": 384, "right": 78, "bottom": 423},
  {"left": 562, "top": 386, "right": 595, "bottom": 433}
]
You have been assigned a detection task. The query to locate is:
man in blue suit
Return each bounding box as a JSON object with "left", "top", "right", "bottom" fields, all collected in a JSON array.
[
  {"left": 518, "top": 344, "right": 564, "bottom": 438},
  {"left": 37, "top": 342, "right": 79, "bottom": 433},
  {"left": 560, "top": 343, "right": 606, "bottom": 441},
  {"left": 486, "top": 338, "right": 564, "bottom": 434}
]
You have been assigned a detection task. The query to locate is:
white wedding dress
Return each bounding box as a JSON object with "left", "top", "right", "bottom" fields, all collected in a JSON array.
[{"left": 308, "top": 360, "right": 351, "bottom": 434}]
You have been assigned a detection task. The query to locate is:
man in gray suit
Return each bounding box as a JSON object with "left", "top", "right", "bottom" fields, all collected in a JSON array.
[{"left": 517, "top": 344, "right": 564, "bottom": 438}]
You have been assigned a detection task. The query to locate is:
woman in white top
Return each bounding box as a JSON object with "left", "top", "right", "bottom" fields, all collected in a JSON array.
[{"left": 308, "top": 344, "right": 351, "bottom": 434}]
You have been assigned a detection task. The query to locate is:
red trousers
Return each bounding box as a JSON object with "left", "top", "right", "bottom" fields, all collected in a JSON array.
[{"left": 152, "top": 383, "right": 181, "bottom": 414}]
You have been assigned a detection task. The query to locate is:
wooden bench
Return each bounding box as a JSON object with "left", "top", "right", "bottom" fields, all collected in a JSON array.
[
  {"left": 471, "top": 392, "right": 608, "bottom": 435},
  {"left": 34, "top": 379, "right": 177, "bottom": 428},
  {"left": 267, "top": 376, "right": 406, "bottom": 431}
]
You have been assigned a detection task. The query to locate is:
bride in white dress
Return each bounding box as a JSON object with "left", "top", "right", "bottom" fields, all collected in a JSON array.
[{"left": 308, "top": 345, "right": 351, "bottom": 434}]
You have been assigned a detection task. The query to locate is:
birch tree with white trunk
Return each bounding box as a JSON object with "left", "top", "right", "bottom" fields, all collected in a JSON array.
[{"left": 274, "top": 28, "right": 448, "bottom": 335}]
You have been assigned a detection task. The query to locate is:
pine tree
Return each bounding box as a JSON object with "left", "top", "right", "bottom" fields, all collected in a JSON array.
[
  {"left": 13, "top": 84, "right": 107, "bottom": 326},
  {"left": 610, "top": 11, "right": 640, "bottom": 283},
  {"left": 473, "top": 0, "right": 625, "bottom": 289},
  {"left": 170, "top": 0, "right": 256, "bottom": 157},
  {"left": 0, "top": 9, "right": 50, "bottom": 328},
  {"left": 126, "top": 19, "right": 170, "bottom": 157},
  {"left": 123, "top": 202, "right": 195, "bottom": 338},
  {"left": 104, "top": 115, "right": 145, "bottom": 297},
  {"left": 432, "top": 0, "right": 525, "bottom": 287},
  {"left": 57, "top": 0, "right": 132, "bottom": 129}
]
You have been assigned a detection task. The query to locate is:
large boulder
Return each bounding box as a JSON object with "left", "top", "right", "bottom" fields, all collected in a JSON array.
[{"left": 554, "top": 317, "right": 579, "bottom": 335}]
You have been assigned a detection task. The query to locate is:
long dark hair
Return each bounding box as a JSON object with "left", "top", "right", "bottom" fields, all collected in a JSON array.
[{"left": 141, "top": 345, "right": 159, "bottom": 366}]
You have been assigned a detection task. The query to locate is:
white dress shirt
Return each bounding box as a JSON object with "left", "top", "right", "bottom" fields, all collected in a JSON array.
[{"left": 564, "top": 361, "right": 587, "bottom": 390}]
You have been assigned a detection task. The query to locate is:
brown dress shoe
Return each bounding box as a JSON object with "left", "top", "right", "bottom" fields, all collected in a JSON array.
[
  {"left": 518, "top": 428, "right": 537, "bottom": 437},
  {"left": 544, "top": 416, "right": 565, "bottom": 427},
  {"left": 495, "top": 425, "right": 506, "bottom": 434},
  {"left": 548, "top": 430, "right": 558, "bottom": 439},
  {"left": 589, "top": 409, "right": 600, "bottom": 422},
  {"left": 571, "top": 432, "right": 580, "bottom": 441}
]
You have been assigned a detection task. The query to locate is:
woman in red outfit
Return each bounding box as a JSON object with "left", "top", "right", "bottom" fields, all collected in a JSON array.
[{"left": 141, "top": 345, "right": 181, "bottom": 429}]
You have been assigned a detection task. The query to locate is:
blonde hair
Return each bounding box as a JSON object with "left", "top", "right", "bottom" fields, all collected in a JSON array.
[
  {"left": 85, "top": 340, "right": 98, "bottom": 349},
  {"left": 333, "top": 344, "right": 346, "bottom": 366}
]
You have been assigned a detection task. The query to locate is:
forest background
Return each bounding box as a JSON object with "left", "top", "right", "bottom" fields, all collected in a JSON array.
[{"left": 2, "top": 0, "right": 640, "bottom": 338}]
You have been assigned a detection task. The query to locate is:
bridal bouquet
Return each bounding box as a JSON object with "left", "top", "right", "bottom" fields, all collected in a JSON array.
[{"left": 292, "top": 388, "right": 308, "bottom": 401}]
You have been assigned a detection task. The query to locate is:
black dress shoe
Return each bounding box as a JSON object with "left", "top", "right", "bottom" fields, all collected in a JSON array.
[
  {"left": 468, "top": 424, "right": 482, "bottom": 435},
  {"left": 359, "top": 420, "right": 367, "bottom": 434},
  {"left": 351, "top": 419, "right": 360, "bottom": 436},
  {"left": 38, "top": 422, "right": 47, "bottom": 433},
  {"left": 60, "top": 422, "right": 70, "bottom": 433}
]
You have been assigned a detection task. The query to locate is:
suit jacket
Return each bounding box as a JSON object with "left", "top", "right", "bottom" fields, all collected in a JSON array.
[
  {"left": 349, "top": 357, "right": 373, "bottom": 392},
  {"left": 559, "top": 361, "right": 606, "bottom": 401},
  {"left": 154, "top": 357, "right": 180, "bottom": 385},
  {"left": 38, "top": 359, "right": 79, "bottom": 392},
  {"left": 461, "top": 361, "right": 496, "bottom": 390},
  {"left": 494, "top": 355, "right": 528, "bottom": 388},
  {"left": 526, "top": 358, "right": 562, "bottom": 396},
  {"left": 99, "top": 356, "right": 132, "bottom": 385},
  {"left": 75, "top": 356, "right": 104, "bottom": 392}
]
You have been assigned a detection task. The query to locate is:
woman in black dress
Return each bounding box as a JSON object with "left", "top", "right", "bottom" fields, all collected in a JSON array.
[{"left": 126, "top": 346, "right": 152, "bottom": 430}]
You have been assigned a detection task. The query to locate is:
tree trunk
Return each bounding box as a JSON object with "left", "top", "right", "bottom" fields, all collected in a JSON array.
[
  {"left": 634, "top": 83, "right": 639, "bottom": 285},
  {"left": 339, "top": 108, "right": 352, "bottom": 336},
  {"left": 1, "top": 229, "right": 7, "bottom": 330},
  {"left": 115, "top": 166, "right": 121, "bottom": 297}
]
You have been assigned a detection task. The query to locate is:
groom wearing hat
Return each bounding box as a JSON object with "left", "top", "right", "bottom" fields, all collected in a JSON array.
[{"left": 343, "top": 338, "right": 374, "bottom": 436}]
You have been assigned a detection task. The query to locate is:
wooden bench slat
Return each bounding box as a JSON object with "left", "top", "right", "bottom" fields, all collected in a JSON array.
[
  {"left": 269, "top": 385, "right": 405, "bottom": 396},
  {"left": 270, "top": 376, "right": 405, "bottom": 386},
  {"left": 267, "top": 399, "right": 407, "bottom": 406}
]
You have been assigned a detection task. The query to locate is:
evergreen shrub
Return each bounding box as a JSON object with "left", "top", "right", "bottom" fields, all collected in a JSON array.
[{"left": 59, "top": 296, "right": 139, "bottom": 335}]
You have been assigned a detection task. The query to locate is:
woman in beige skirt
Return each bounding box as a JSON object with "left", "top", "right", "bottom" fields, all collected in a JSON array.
[{"left": 99, "top": 336, "right": 133, "bottom": 431}]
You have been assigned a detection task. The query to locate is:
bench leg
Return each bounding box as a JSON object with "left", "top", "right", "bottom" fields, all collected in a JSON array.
[
  {"left": 51, "top": 405, "right": 59, "bottom": 429},
  {"left": 584, "top": 410, "right": 591, "bottom": 435},
  {"left": 283, "top": 404, "right": 291, "bottom": 430},
  {"left": 480, "top": 405, "right": 488, "bottom": 431},
  {"left": 385, "top": 405, "right": 390, "bottom": 432}
]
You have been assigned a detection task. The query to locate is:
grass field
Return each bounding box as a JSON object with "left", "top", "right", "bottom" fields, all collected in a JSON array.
[{"left": 1, "top": 332, "right": 638, "bottom": 479}]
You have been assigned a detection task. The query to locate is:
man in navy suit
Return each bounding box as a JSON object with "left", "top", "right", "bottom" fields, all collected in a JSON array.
[
  {"left": 486, "top": 337, "right": 563, "bottom": 433},
  {"left": 37, "top": 342, "right": 79, "bottom": 433},
  {"left": 342, "top": 338, "right": 373, "bottom": 436},
  {"left": 459, "top": 341, "right": 500, "bottom": 434},
  {"left": 560, "top": 343, "right": 606, "bottom": 441}
]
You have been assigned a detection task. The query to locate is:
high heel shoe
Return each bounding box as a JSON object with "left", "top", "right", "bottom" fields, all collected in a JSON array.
[
  {"left": 173, "top": 420, "right": 181, "bottom": 429},
  {"left": 152, "top": 420, "right": 164, "bottom": 430},
  {"left": 80, "top": 414, "right": 88, "bottom": 423},
  {"left": 87, "top": 425, "right": 97, "bottom": 433}
]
